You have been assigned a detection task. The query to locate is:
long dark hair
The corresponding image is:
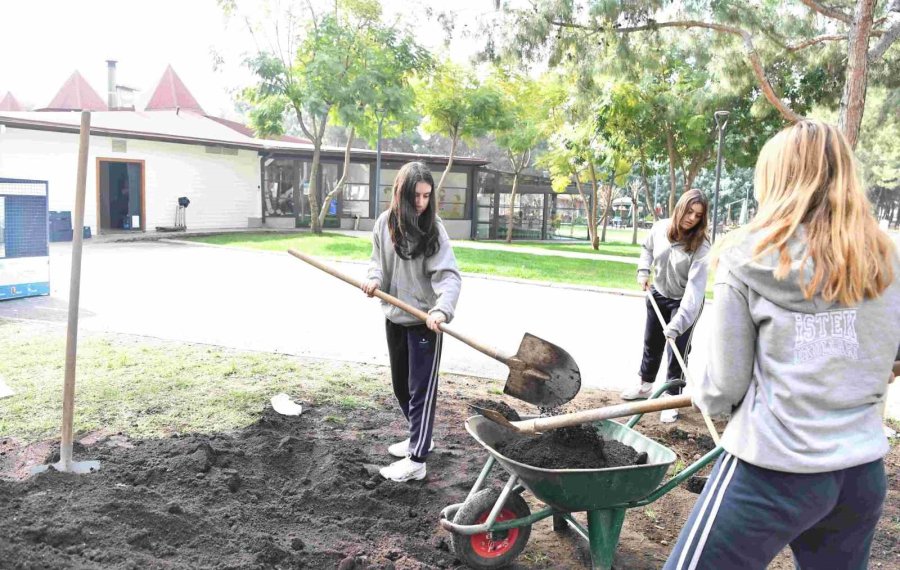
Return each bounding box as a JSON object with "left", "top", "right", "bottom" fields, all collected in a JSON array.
[
  {"left": 667, "top": 189, "right": 709, "bottom": 253},
  {"left": 387, "top": 162, "right": 440, "bottom": 259}
]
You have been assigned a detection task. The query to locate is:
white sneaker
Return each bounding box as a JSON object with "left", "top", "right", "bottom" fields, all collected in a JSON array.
[
  {"left": 660, "top": 394, "right": 680, "bottom": 423},
  {"left": 388, "top": 438, "right": 435, "bottom": 458},
  {"left": 379, "top": 457, "right": 426, "bottom": 482},
  {"left": 621, "top": 382, "right": 654, "bottom": 401}
]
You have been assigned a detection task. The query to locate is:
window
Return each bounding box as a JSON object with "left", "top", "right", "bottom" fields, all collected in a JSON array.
[
  {"left": 263, "top": 159, "right": 311, "bottom": 218},
  {"left": 377, "top": 167, "right": 468, "bottom": 220},
  {"left": 339, "top": 163, "right": 370, "bottom": 218}
]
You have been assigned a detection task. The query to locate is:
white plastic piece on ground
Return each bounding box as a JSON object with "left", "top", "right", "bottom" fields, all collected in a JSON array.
[
  {"left": 0, "top": 377, "right": 13, "bottom": 399},
  {"left": 271, "top": 393, "right": 303, "bottom": 416}
]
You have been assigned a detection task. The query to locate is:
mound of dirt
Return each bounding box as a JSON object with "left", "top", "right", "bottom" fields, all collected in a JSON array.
[
  {"left": 494, "top": 425, "right": 646, "bottom": 470},
  {"left": 0, "top": 403, "right": 475, "bottom": 570},
  {"left": 467, "top": 398, "right": 521, "bottom": 421}
]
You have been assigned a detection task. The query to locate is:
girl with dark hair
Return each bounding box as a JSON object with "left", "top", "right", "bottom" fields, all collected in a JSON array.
[
  {"left": 363, "top": 162, "right": 461, "bottom": 482},
  {"left": 621, "top": 189, "right": 710, "bottom": 423}
]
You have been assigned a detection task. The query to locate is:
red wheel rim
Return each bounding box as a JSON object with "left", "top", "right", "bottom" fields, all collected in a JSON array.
[{"left": 470, "top": 508, "right": 521, "bottom": 559}]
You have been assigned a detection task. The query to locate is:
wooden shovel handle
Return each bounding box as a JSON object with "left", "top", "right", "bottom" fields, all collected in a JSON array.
[
  {"left": 646, "top": 291, "right": 721, "bottom": 445},
  {"left": 287, "top": 249, "right": 513, "bottom": 363},
  {"left": 516, "top": 395, "right": 694, "bottom": 433}
]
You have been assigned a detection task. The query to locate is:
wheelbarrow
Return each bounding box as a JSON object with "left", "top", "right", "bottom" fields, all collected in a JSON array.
[{"left": 439, "top": 382, "right": 723, "bottom": 569}]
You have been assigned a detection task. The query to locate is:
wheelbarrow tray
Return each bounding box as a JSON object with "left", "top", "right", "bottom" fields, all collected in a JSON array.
[{"left": 465, "top": 416, "right": 676, "bottom": 512}]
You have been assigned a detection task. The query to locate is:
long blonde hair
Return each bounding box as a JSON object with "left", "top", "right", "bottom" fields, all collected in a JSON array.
[{"left": 727, "top": 120, "right": 895, "bottom": 305}]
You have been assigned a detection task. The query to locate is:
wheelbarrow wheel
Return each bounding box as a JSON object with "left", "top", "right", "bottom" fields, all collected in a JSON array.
[{"left": 451, "top": 488, "right": 531, "bottom": 569}]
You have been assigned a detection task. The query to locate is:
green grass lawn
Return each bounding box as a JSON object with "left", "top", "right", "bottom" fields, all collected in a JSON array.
[
  {"left": 0, "top": 321, "right": 394, "bottom": 444},
  {"left": 191, "top": 232, "right": 643, "bottom": 291},
  {"left": 489, "top": 239, "right": 644, "bottom": 258}
]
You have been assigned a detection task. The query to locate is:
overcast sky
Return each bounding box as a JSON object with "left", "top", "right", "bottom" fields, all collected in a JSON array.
[{"left": 0, "top": 0, "right": 504, "bottom": 118}]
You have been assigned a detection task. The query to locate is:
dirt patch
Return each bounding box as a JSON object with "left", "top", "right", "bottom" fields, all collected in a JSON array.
[
  {"left": 468, "top": 398, "right": 521, "bottom": 421},
  {"left": 1, "top": 379, "right": 898, "bottom": 570},
  {"left": 494, "top": 425, "right": 645, "bottom": 470}
]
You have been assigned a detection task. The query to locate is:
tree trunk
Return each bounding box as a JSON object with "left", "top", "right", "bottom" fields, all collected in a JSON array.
[
  {"left": 639, "top": 151, "right": 657, "bottom": 221},
  {"left": 317, "top": 127, "right": 355, "bottom": 227},
  {"left": 839, "top": 0, "right": 876, "bottom": 149},
  {"left": 666, "top": 130, "right": 678, "bottom": 216},
  {"left": 505, "top": 172, "right": 520, "bottom": 243},
  {"left": 588, "top": 164, "right": 600, "bottom": 250},
  {"left": 683, "top": 150, "right": 709, "bottom": 194},
  {"left": 435, "top": 132, "right": 459, "bottom": 196},
  {"left": 600, "top": 171, "right": 615, "bottom": 243},
  {"left": 631, "top": 183, "right": 639, "bottom": 245},
  {"left": 572, "top": 173, "right": 596, "bottom": 245},
  {"left": 308, "top": 144, "right": 322, "bottom": 233}
]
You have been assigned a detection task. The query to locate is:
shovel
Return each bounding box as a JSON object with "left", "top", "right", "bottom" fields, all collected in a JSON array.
[
  {"left": 645, "top": 291, "right": 720, "bottom": 445},
  {"left": 473, "top": 394, "right": 694, "bottom": 434},
  {"left": 288, "top": 249, "right": 581, "bottom": 408}
]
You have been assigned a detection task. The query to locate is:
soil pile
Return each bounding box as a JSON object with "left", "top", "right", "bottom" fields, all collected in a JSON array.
[
  {"left": 0, "top": 404, "right": 478, "bottom": 570},
  {"left": 467, "top": 399, "right": 521, "bottom": 421},
  {"left": 494, "top": 425, "right": 646, "bottom": 470}
]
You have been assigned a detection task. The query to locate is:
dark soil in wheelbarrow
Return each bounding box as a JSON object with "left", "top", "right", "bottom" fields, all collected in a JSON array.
[
  {"left": 494, "top": 425, "right": 647, "bottom": 470},
  {"left": 2, "top": 380, "right": 898, "bottom": 570}
]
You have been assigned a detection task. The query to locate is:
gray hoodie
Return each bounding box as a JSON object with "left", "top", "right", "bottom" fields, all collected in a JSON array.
[
  {"left": 637, "top": 219, "right": 711, "bottom": 337},
  {"left": 695, "top": 227, "right": 900, "bottom": 473},
  {"left": 366, "top": 210, "right": 461, "bottom": 326}
]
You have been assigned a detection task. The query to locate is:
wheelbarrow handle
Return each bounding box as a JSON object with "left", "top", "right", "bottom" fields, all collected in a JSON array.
[
  {"left": 513, "top": 394, "right": 694, "bottom": 434},
  {"left": 287, "top": 249, "right": 514, "bottom": 363},
  {"left": 645, "top": 291, "right": 721, "bottom": 445}
]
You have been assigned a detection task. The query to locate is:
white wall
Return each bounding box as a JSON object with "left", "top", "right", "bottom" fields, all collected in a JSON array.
[{"left": 0, "top": 127, "right": 261, "bottom": 233}]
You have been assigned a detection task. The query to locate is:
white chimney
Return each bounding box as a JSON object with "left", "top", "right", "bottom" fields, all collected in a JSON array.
[{"left": 106, "top": 60, "right": 118, "bottom": 109}]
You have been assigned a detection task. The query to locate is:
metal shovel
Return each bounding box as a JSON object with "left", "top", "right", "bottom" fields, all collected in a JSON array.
[
  {"left": 472, "top": 394, "right": 694, "bottom": 434},
  {"left": 288, "top": 249, "right": 581, "bottom": 408}
]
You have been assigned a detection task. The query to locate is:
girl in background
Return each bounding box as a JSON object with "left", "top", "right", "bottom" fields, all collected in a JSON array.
[{"left": 622, "top": 189, "right": 710, "bottom": 423}]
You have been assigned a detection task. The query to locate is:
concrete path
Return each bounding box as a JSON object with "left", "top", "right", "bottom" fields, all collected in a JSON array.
[{"left": 1, "top": 239, "right": 897, "bottom": 419}]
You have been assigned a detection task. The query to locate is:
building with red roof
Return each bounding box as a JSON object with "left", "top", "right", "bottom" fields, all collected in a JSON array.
[{"left": 0, "top": 63, "right": 487, "bottom": 238}]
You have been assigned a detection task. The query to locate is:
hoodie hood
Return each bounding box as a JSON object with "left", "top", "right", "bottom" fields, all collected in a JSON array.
[{"left": 720, "top": 226, "right": 838, "bottom": 314}]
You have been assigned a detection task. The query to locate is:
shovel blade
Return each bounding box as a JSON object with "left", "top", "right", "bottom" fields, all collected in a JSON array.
[
  {"left": 504, "top": 333, "right": 581, "bottom": 407},
  {"left": 469, "top": 406, "right": 520, "bottom": 432}
]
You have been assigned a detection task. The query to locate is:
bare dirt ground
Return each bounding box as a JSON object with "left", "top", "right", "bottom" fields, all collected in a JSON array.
[{"left": 1, "top": 373, "right": 897, "bottom": 569}]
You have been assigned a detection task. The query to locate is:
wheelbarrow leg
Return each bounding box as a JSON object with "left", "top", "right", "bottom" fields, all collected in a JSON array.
[
  {"left": 586, "top": 508, "right": 626, "bottom": 570},
  {"left": 553, "top": 514, "right": 567, "bottom": 531}
]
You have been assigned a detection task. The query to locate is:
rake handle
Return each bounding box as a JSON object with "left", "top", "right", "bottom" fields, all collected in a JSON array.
[
  {"left": 287, "top": 249, "right": 513, "bottom": 363},
  {"left": 646, "top": 291, "right": 721, "bottom": 445},
  {"left": 516, "top": 395, "right": 694, "bottom": 433}
]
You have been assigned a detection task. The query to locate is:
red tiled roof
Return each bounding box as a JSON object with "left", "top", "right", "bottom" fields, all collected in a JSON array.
[
  {"left": 42, "top": 71, "right": 108, "bottom": 111},
  {"left": 205, "top": 115, "right": 313, "bottom": 144},
  {"left": 145, "top": 65, "right": 204, "bottom": 113},
  {"left": 0, "top": 92, "right": 24, "bottom": 111}
]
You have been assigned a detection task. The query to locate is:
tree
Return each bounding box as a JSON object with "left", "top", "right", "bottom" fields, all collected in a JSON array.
[
  {"left": 490, "top": 70, "right": 558, "bottom": 242},
  {"left": 418, "top": 62, "right": 509, "bottom": 197},
  {"left": 495, "top": 0, "right": 900, "bottom": 148},
  {"left": 230, "top": 0, "right": 427, "bottom": 233}
]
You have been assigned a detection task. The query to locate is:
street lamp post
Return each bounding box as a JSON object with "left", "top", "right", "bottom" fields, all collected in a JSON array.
[{"left": 711, "top": 110, "right": 730, "bottom": 243}]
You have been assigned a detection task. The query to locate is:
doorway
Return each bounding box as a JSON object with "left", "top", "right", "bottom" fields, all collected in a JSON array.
[{"left": 97, "top": 159, "right": 144, "bottom": 233}]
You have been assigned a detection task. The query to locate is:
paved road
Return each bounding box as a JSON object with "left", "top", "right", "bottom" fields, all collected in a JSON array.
[{"left": 1, "top": 240, "right": 897, "bottom": 418}]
